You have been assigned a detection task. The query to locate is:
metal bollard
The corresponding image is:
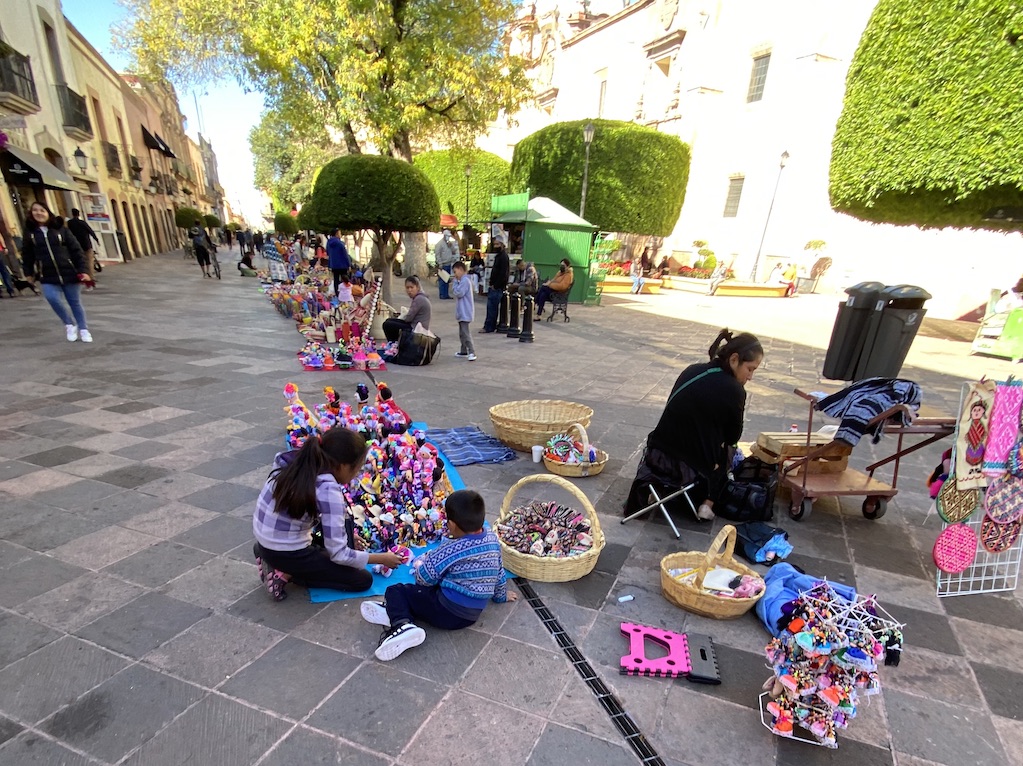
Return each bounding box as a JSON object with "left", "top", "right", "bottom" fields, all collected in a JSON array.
[
  {"left": 506, "top": 291, "right": 522, "bottom": 337},
  {"left": 496, "top": 289, "right": 510, "bottom": 333},
  {"left": 519, "top": 295, "right": 535, "bottom": 343}
]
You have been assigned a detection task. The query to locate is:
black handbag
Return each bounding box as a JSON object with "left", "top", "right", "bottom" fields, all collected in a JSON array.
[
  {"left": 715, "top": 457, "right": 778, "bottom": 523},
  {"left": 392, "top": 329, "right": 440, "bottom": 366}
]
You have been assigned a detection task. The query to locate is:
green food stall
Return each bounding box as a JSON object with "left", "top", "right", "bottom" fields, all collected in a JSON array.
[{"left": 491, "top": 195, "right": 596, "bottom": 303}]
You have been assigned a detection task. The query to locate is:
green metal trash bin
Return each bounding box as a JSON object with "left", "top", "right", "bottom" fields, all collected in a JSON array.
[
  {"left": 855, "top": 284, "right": 931, "bottom": 379},
  {"left": 822, "top": 282, "right": 885, "bottom": 380}
]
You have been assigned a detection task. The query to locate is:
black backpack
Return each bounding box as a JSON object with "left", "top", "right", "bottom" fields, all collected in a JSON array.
[{"left": 714, "top": 456, "right": 779, "bottom": 523}]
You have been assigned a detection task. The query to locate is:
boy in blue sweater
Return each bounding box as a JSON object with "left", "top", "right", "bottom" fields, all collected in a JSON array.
[{"left": 361, "top": 489, "right": 516, "bottom": 660}]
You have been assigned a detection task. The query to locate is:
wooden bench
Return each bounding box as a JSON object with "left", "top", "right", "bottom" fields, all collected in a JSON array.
[{"left": 713, "top": 282, "right": 789, "bottom": 298}]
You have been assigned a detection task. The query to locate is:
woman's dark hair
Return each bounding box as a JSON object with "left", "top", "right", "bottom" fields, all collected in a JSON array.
[
  {"left": 709, "top": 328, "right": 763, "bottom": 369},
  {"left": 560, "top": 258, "right": 570, "bottom": 268},
  {"left": 24, "top": 200, "right": 56, "bottom": 232},
  {"left": 405, "top": 275, "right": 421, "bottom": 288},
  {"left": 271, "top": 428, "right": 367, "bottom": 519},
  {"left": 445, "top": 489, "right": 486, "bottom": 532}
]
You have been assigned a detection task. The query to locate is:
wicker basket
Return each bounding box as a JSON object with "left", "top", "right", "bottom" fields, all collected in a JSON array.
[
  {"left": 497, "top": 474, "right": 606, "bottom": 582},
  {"left": 489, "top": 400, "right": 594, "bottom": 452},
  {"left": 660, "top": 525, "right": 765, "bottom": 619},
  {"left": 543, "top": 422, "right": 609, "bottom": 478}
]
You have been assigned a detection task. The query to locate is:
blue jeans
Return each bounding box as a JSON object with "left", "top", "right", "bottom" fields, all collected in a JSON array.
[
  {"left": 484, "top": 287, "right": 502, "bottom": 331},
  {"left": 41, "top": 282, "right": 88, "bottom": 329},
  {"left": 631, "top": 276, "right": 645, "bottom": 294},
  {"left": 438, "top": 265, "right": 451, "bottom": 299},
  {"left": 0, "top": 258, "right": 14, "bottom": 295}
]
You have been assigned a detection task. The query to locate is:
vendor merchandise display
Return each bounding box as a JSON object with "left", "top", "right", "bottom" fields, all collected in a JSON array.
[
  {"left": 542, "top": 422, "right": 608, "bottom": 477},
  {"left": 495, "top": 500, "right": 595, "bottom": 558},
  {"left": 761, "top": 581, "right": 903, "bottom": 749}
]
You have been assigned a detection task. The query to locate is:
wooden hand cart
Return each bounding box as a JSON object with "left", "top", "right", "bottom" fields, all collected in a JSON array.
[{"left": 767, "top": 389, "right": 955, "bottom": 522}]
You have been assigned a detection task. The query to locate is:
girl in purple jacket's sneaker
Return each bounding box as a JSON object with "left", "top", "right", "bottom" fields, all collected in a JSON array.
[{"left": 251, "top": 427, "right": 403, "bottom": 601}]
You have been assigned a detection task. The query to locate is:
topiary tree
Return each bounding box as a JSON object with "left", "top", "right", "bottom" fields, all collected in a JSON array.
[
  {"left": 203, "top": 214, "right": 222, "bottom": 230},
  {"left": 413, "top": 149, "right": 510, "bottom": 227},
  {"left": 310, "top": 154, "right": 440, "bottom": 301},
  {"left": 830, "top": 0, "right": 1023, "bottom": 229},
  {"left": 511, "top": 119, "right": 690, "bottom": 235},
  {"left": 174, "top": 206, "right": 204, "bottom": 229},
  {"left": 274, "top": 211, "right": 299, "bottom": 235}
]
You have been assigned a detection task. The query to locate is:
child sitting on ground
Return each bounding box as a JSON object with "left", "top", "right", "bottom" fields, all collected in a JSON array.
[
  {"left": 361, "top": 489, "right": 517, "bottom": 660},
  {"left": 336, "top": 273, "right": 354, "bottom": 304},
  {"left": 252, "top": 427, "right": 404, "bottom": 600}
]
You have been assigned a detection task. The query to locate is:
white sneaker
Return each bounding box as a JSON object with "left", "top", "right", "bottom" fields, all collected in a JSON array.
[
  {"left": 375, "top": 622, "right": 425, "bottom": 661},
  {"left": 467, "top": 354, "right": 477, "bottom": 361},
  {"left": 454, "top": 352, "right": 468, "bottom": 358},
  {"left": 360, "top": 600, "right": 390, "bottom": 626},
  {"left": 65, "top": 325, "right": 78, "bottom": 342},
  {"left": 79, "top": 330, "right": 93, "bottom": 343}
]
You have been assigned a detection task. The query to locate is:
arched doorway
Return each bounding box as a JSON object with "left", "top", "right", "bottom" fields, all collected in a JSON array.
[
  {"left": 131, "top": 203, "right": 147, "bottom": 256},
  {"left": 149, "top": 204, "right": 164, "bottom": 252},
  {"left": 141, "top": 206, "right": 155, "bottom": 255},
  {"left": 122, "top": 200, "right": 139, "bottom": 259}
]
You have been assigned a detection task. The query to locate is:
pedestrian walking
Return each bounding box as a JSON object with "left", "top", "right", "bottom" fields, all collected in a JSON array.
[
  {"left": 66, "top": 208, "right": 99, "bottom": 289},
  {"left": 450, "top": 261, "right": 476, "bottom": 361},
  {"left": 434, "top": 229, "right": 459, "bottom": 300},
  {"left": 190, "top": 224, "right": 216, "bottom": 278},
  {"left": 21, "top": 201, "right": 93, "bottom": 342}
]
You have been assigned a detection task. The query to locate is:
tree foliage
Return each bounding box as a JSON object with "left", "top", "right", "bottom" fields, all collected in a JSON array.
[
  {"left": 203, "top": 214, "right": 222, "bottom": 229},
  {"left": 250, "top": 109, "right": 343, "bottom": 211},
  {"left": 413, "top": 149, "right": 510, "bottom": 226},
  {"left": 830, "top": 0, "right": 1023, "bottom": 229},
  {"left": 274, "top": 211, "right": 299, "bottom": 235},
  {"left": 510, "top": 120, "right": 690, "bottom": 236},
  {"left": 174, "top": 206, "right": 204, "bottom": 229}
]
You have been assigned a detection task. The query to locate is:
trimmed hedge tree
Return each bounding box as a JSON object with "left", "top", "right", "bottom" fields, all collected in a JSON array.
[
  {"left": 274, "top": 211, "right": 299, "bottom": 235},
  {"left": 830, "top": 0, "right": 1023, "bottom": 229},
  {"left": 310, "top": 154, "right": 440, "bottom": 301},
  {"left": 413, "top": 149, "right": 510, "bottom": 226},
  {"left": 203, "top": 214, "right": 222, "bottom": 229},
  {"left": 174, "top": 206, "right": 204, "bottom": 229},
  {"left": 510, "top": 119, "right": 690, "bottom": 235}
]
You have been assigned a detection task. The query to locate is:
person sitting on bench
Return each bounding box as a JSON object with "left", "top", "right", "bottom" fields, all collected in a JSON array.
[
  {"left": 507, "top": 259, "right": 538, "bottom": 296},
  {"left": 624, "top": 328, "right": 763, "bottom": 522},
  {"left": 534, "top": 259, "right": 574, "bottom": 317}
]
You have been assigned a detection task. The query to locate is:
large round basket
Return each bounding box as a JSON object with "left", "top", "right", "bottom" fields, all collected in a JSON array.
[
  {"left": 543, "top": 422, "right": 609, "bottom": 478},
  {"left": 497, "top": 474, "right": 606, "bottom": 582},
  {"left": 660, "top": 525, "right": 765, "bottom": 620},
  {"left": 489, "top": 400, "right": 594, "bottom": 452}
]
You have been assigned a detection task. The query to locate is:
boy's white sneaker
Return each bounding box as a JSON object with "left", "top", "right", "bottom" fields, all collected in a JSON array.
[
  {"left": 375, "top": 622, "right": 425, "bottom": 661},
  {"left": 65, "top": 325, "right": 78, "bottom": 342},
  {"left": 360, "top": 600, "right": 390, "bottom": 626},
  {"left": 79, "top": 330, "right": 93, "bottom": 343},
  {"left": 467, "top": 354, "right": 477, "bottom": 361}
]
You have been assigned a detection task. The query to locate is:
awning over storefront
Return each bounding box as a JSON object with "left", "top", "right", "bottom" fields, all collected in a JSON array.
[
  {"left": 153, "top": 132, "right": 176, "bottom": 159},
  {"left": 141, "top": 126, "right": 162, "bottom": 152},
  {"left": 0, "top": 145, "right": 77, "bottom": 191}
]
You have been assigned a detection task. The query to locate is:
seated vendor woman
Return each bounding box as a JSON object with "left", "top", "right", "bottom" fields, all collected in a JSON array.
[
  {"left": 534, "top": 259, "right": 575, "bottom": 317},
  {"left": 624, "top": 328, "right": 763, "bottom": 521},
  {"left": 383, "top": 275, "right": 432, "bottom": 342}
]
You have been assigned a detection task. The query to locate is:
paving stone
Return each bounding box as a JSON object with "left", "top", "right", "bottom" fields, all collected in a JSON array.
[
  {"left": 41, "top": 663, "right": 204, "bottom": 763},
  {"left": 111, "top": 439, "right": 181, "bottom": 460},
  {"left": 31, "top": 478, "right": 122, "bottom": 510},
  {"left": 850, "top": 539, "right": 929, "bottom": 580},
  {"left": 0, "top": 468, "right": 78, "bottom": 497},
  {"left": 102, "top": 401, "right": 159, "bottom": 414},
  {"left": 5, "top": 507, "right": 101, "bottom": 552},
  {"left": 885, "top": 689, "right": 1006, "bottom": 765},
  {"left": 60, "top": 452, "right": 139, "bottom": 478},
  {"left": 188, "top": 457, "right": 264, "bottom": 481},
  {"left": 76, "top": 592, "right": 212, "bottom": 658},
  {"left": 171, "top": 515, "right": 254, "bottom": 553},
  {"left": 950, "top": 618, "right": 1023, "bottom": 668},
  {"left": 498, "top": 598, "right": 597, "bottom": 651},
  {"left": 890, "top": 605, "right": 962, "bottom": 656},
  {"left": 261, "top": 727, "right": 390, "bottom": 766},
  {"left": 0, "top": 636, "right": 129, "bottom": 724},
  {"left": 74, "top": 488, "right": 167, "bottom": 525},
  {"left": 0, "top": 612, "right": 62, "bottom": 669},
  {"left": 119, "top": 501, "right": 219, "bottom": 539},
  {"left": 93, "top": 463, "right": 172, "bottom": 489},
  {"left": 0, "top": 732, "right": 96, "bottom": 765},
  {"left": 970, "top": 662, "right": 1023, "bottom": 720},
  {"left": 307, "top": 663, "right": 445, "bottom": 757},
  {"left": 21, "top": 446, "right": 99, "bottom": 468},
  {"left": 104, "top": 541, "right": 214, "bottom": 588},
  {"left": 19, "top": 571, "right": 147, "bottom": 632},
  {"left": 230, "top": 442, "right": 284, "bottom": 466},
  {"left": 49, "top": 525, "right": 160, "bottom": 571},
  {"left": 162, "top": 557, "right": 260, "bottom": 609},
  {"left": 854, "top": 566, "right": 943, "bottom": 612},
  {"left": 179, "top": 482, "right": 259, "bottom": 513},
  {"left": 992, "top": 715, "right": 1023, "bottom": 766},
  {"left": 226, "top": 587, "right": 326, "bottom": 633},
  {"left": 135, "top": 471, "right": 220, "bottom": 500},
  {"left": 122, "top": 692, "right": 290, "bottom": 766},
  {"left": 784, "top": 552, "right": 857, "bottom": 587},
  {"left": 654, "top": 687, "right": 776, "bottom": 766},
  {"left": 683, "top": 643, "right": 771, "bottom": 711},
  {"left": 0, "top": 555, "right": 87, "bottom": 608},
  {"left": 145, "top": 614, "right": 284, "bottom": 688},
  {"left": 524, "top": 722, "right": 630, "bottom": 766},
  {"left": 15, "top": 420, "right": 107, "bottom": 443},
  {"left": 459, "top": 636, "right": 572, "bottom": 715},
  {"left": 0, "top": 460, "right": 41, "bottom": 482},
  {"left": 0, "top": 715, "right": 21, "bottom": 747},
  {"left": 382, "top": 619, "right": 494, "bottom": 685},
  {"left": 0, "top": 540, "right": 33, "bottom": 570},
  {"left": 777, "top": 736, "right": 895, "bottom": 765},
  {"left": 529, "top": 570, "right": 617, "bottom": 610},
  {"left": 884, "top": 646, "right": 985, "bottom": 709},
  {"left": 940, "top": 593, "right": 1023, "bottom": 632}
]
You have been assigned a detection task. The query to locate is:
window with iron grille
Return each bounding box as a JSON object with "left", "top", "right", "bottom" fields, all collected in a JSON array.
[
  {"left": 746, "top": 53, "right": 771, "bottom": 103},
  {"left": 723, "top": 176, "right": 744, "bottom": 217}
]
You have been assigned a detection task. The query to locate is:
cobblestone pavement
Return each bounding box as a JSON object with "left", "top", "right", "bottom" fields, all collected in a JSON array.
[{"left": 0, "top": 252, "right": 1019, "bottom": 766}]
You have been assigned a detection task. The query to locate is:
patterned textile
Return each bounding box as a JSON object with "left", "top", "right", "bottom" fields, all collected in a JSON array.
[
  {"left": 423, "top": 426, "right": 516, "bottom": 466},
  {"left": 815, "top": 378, "right": 922, "bottom": 447},
  {"left": 956, "top": 380, "right": 996, "bottom": 491},
  {"left": 413, "top": 530, "right": 508, "bottom": 606},
  {"left": 983, "top": 380, "right": 1023, "bottom": 477}
]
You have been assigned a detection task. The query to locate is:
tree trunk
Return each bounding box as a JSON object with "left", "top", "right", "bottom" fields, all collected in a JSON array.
[
  {"left": 403, "top": 232, "right": 429, "bottom": 283},
  {"left": 369, "top": 231, "right": 398, "bottom": 305},
  {"left": 341, "top": 121, "right": 361, "bottom": 155}
]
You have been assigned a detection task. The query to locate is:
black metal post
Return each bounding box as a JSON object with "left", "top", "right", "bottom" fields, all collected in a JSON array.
[
  {"left": 519, "top": 296, "right": 535, "bottom": 343},
  {"left": 497, "top": 289, "right": 510, "bottom": 333},
  {"left": 506, "top": 292, "right": 521, "bottom": 337}
]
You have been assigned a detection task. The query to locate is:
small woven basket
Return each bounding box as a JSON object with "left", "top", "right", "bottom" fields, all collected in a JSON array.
[
  {"left": 489, "top": 400, "right": 594, "bottom": 452},
  {"left": 497, "top": 474, "right": 605, "bottom": 582},
  {"left": 543, "top": 422, "right": 609, "bottom": 478},
  {"left": 660, "top": 525, "right": 765, "bottom": 620}
]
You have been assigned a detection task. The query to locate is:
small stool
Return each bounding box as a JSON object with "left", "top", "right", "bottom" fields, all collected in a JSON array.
[{"left": 548, "top": 290, "right": 570, "bottom": 322}]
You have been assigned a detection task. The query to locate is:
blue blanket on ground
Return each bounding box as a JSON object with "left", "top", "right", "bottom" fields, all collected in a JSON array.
[
  {"left": 754, "top": 563, "right": 857, "bottom": 637},
  {"left": 417, "top": 425, "right": 516, "bottom": 466}
]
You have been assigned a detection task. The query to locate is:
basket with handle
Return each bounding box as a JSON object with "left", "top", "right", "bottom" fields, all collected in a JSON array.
[
  {"left": 660, "top": 525, "right": 765, "bottom": 619},
  {"left": 489, "top": 400, "right": 594, "bottom": 452},
  {"left": 497, "top": 474, "right": 605, "bottom": 582},
  {"left": 543, "top": 422, "right": 609, "bottom": 478}
]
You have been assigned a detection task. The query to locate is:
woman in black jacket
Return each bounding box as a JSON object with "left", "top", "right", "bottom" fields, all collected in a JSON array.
[
  {"left": 22, "top": 201, "right": 92, "bottom": 342},
  {"left": 624, "top": 328, "right": 763, "bottom": 521}
]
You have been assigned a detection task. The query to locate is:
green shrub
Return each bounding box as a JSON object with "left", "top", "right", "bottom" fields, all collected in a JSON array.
[
  {"left": 203, "top": 214, "right": 222, "bottom": 229},
  {"left": 700, "top": 253, "right": 717, "bottom": 270},
  {"left": 414, "top": 149, "right": 509, "bottom": 226},
  {"left": 830, "top": 0, "right": 1023, "bottom": 229},
  {"left": 174, "top": 206, "right": 204, "bottom": 229},
  {"left": 511, "top": 119, "right": 690, "bottom": 235},
  {"left": 274, "top": 211, "right": 299, "bottom": 235}
]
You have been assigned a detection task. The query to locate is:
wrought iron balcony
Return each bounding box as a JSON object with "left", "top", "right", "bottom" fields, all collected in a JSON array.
[
  {"left": 102, "top": 140, "right": 122, "bottom": 177},
  {"left": 56, "top": 84, "right": 92, "bottom": 140},
  {"left": 0, "top": 47, "right": 40, "bottom": 114}
]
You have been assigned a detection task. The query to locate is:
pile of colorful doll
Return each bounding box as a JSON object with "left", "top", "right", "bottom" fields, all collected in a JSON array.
[
  {"left": 495, "top": 500, "right": 595, "bottom": 558},
  {"left": 544, "top": 432, "right": 599, "bottom": 465},
  {"left": 296, "top": 339, "right": 384, "bottom": 371},
  {"left": 282, "top": 382, "right": 449, "bottom": 552},
  {"left": 762, "top": 581, "right": 903, "bottom": 749}
]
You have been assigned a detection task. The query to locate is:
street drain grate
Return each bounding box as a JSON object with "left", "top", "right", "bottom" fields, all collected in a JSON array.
[{"left": 514, "top": 578, "right": 665, "bottom": 765}]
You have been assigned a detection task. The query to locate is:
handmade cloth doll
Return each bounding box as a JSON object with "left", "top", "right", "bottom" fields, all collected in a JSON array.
[{"left": 956, "top": 380, "right": 996, "bottom": 490}]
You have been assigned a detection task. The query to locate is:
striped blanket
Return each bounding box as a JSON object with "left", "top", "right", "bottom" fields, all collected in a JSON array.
[
  {"left": 816, "top": 378, "right": 921, "bottom": 447},
  {"left": 421, "top": 426, "right": 517, "bottom": 466}
]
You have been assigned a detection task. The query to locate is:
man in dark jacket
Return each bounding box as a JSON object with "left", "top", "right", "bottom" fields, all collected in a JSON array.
[
  {"left": 67, "top": 209, "right": 99, "bottom": 289},
  {"left": 481, "top": 240, "right": 509, "bottom": 333},
  {"left": 326, "top": 229, "right": 351, "bottom": 295}
]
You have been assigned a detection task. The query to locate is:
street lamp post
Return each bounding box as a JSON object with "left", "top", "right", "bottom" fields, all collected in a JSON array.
[
  {"left": 464, "top": 165, "right": 471, "bottom": 226},
  {"left": 750, "top": 150, "right": 789, "bottom": 282},
  {"left": 579, "top": 121, "right": 595, "bottom": 219}
]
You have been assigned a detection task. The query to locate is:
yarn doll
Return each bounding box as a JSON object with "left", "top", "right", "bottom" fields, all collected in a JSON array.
[{"left": 927, "top": 448, "right": 951, "bottom": 499}]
